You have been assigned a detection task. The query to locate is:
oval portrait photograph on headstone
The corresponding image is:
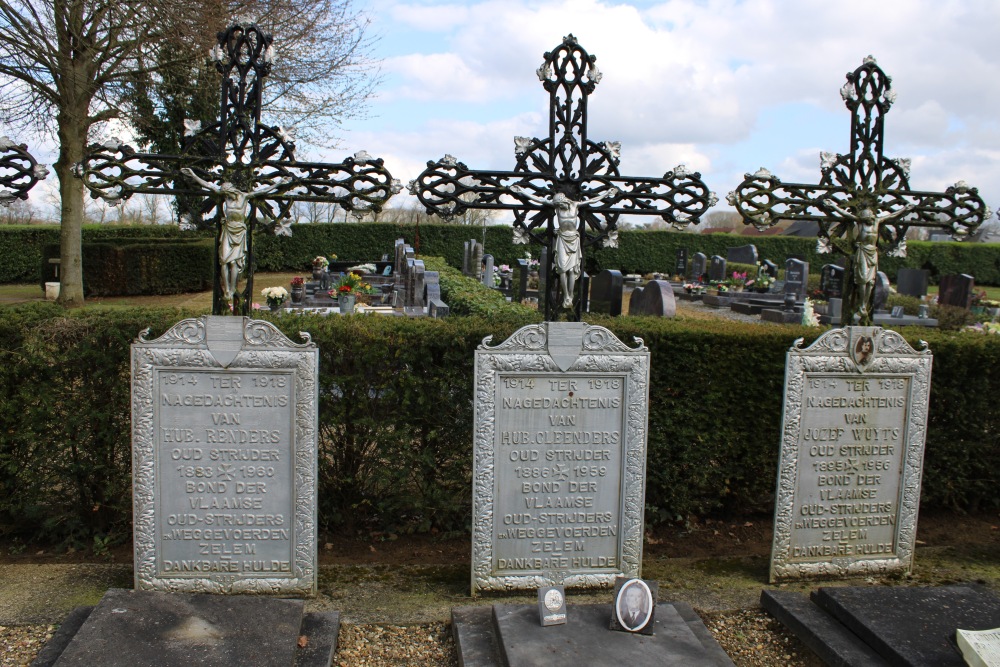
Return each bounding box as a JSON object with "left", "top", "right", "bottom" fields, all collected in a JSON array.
[{"left": 614, "top": 578, "right": 653, "bottom": 633}]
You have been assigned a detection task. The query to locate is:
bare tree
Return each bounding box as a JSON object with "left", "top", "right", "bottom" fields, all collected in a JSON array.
[
  {"left": 0, "top": 199, "right": 36, "bottom": 224},
  {"left": 0, "top": 0, "right": 191, "bottom": 305}
]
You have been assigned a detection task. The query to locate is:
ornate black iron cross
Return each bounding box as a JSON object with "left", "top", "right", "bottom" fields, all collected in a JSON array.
[
  {"left": 727, "top": 56, "right": 989, "bottom": 325},
  {"left": 410, "top": 35, "right": 717, "bottom": 321},
  {"left": 0, "top": 137, "right": 47, "bottom": 205},
  {"left": 77, "top": 22, "right": 400, "bottom": 315}
]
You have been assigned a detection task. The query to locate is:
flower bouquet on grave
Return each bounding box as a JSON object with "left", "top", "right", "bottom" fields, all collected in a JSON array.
[
  {"left": 730, "top": 271, "right": 748, "bottom": 292},
  {"left": 261, "top": 286, "right": 289, "bottom": 311},
  {"left": 329, "top": 272, "right": 378, "bottom": 305},
  {"left": 682, "top": 282, "right": 705, "bottom": 295}
]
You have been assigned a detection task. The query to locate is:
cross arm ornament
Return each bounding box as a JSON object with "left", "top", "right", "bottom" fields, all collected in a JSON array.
[{"left": 0, "top": 137, "right": 48, "bottom": 206}]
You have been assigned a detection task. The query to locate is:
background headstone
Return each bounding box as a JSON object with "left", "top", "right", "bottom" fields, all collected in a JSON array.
[
  {"left": 513, "top": 259, "right": 529, "bottom": 302},
  {"left": 482, "top": 254, "right": 495, "bottom": 288},
  {"left": 726, "top": 244, "right": 758, "bottom": 266},
  {"left": 423, "top": 271, "right": 441, "bottom": 305},
  {"left": 708, "top": 255, "right": 727, "bottom": 282},
  {"left": 590, "top": 270, "right": 624, "bottom": 316},
  {"left": 783, "top": 259, "right": 809, "bottom": 301},
  {"left": 628, "top": 280, "right": 676, "bottom": 318},
  {"left": 895, "top": 268, "right": 929, "bottom": 299},
  {"left": 874, "top": 271, "right": 890, "bottom": 312},
  {"left": 819, "top": 264, "right": 845, "bottom": 300},
  {"left": 131, "top": 316, "right": 319, "bottom": 595},
  {"left": 462, "top": 241, "right": 472, "bottom": 276},
  {"left": 762, "top": 259, "right": 779, "bottom": 279},
  {"left": 471, "top": 322, "right": 650, "bottom": 594},
  {"left": 690, "top": 252, "right": 707, "bottom": 280},
  {"left": 675, "top": 248, "right": 688, "bottom": 277},
  {"left": 472, "top": 242, "right": 484, "bottom": 281},
  {"left": 938, "top": 273, "right": 975, "bottom": 308},
  {"left": 393, "top": 239, "right": 406, "bottom": 278}
]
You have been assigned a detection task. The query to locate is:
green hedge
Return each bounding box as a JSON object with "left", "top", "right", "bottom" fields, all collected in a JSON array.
[
  {"left": 1, "top": 304, "right": 998, "bottom": 548},
  {"left": 8, "top": 224, "right": 1000, "bottom": 286},
  {"left": 42, "top": 239, "right": 215, "bottom": 296}
]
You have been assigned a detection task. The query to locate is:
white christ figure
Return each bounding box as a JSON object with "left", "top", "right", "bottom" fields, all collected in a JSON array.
[{"left": 510, "top": 186, "right": 618, "bottom": 308}]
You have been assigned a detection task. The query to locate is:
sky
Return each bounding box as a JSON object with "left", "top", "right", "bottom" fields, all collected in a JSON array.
[
  {"left": 338, "top": 0, "right": 1000, "bottom": 226},
  {"left": 13, "top": 0, "right": 1000, "bottom": 228}
]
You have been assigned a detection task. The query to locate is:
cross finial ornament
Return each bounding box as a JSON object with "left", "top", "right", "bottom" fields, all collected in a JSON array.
[
  {"left": 0, "top": 138, "right": 47, "bottom": 206},
  {"left": 728, "top": 57, "right": 989, "bottom": 326},
  {"left": 77, "top": 22, "right": 400, "bottom": 315},
  {"left": 410, "top": 36, "right": 717, "bottom": 321}
]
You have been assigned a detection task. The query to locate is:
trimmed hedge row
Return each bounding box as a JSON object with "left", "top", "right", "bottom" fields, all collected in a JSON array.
[
  {"left": 41, "top": 239, "right": 215, "bottom": 296},
  {"left": 0, "top": 304, "right": 997, "bottom": 548},
  {"left": 6, "top": 224, "right": 1000, "bottom": 286}
]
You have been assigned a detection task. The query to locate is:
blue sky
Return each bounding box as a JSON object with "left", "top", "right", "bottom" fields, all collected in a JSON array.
[{"left": 334, "top": 0, "right": 1000, "bottom": 224}]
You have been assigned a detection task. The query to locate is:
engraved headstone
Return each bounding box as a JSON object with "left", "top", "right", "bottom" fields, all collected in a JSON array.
[
  {"left": 538, "top": 586, "right": 567, "bottom": 626},
  {"left": 938, "top": 273, "right": 975, "bottom": 308},
  {"left": 726, "top": 244, "right": 758, "bottom": 266},
  {"left": 708, "top": 255, "right": 727, "bottom": 283},
  {"left": 675, "top": 248, "right": 688, "bottom": 277},
  {"left": 132, "top": 316, "right": 318, "bottom": 595},
  {"left": 690, "top": 252, "right": 707, "bottom": 280},
  {"left": 820, "top": 264, "right": 845, "bottom": 300},
  {"left": 589, "top": 270, "right": 624, "bottom": 316},
  {"left": 895, "top": 268, "right": 929, "bottom": 299},
  {"left": 783, "top": 259, "right": 809, "bottom": 301},
  {"left": 471, "top": 322, "right": 650, "bottom": 594},
  {"left": 874, "top": 271, "right": 890, "bottom": 312},
  {"left": 770, "top": 326, "right": 932, "bottom": 582},
  {"left": 628, "top": 280, "right": 676, "bottom": 318}
]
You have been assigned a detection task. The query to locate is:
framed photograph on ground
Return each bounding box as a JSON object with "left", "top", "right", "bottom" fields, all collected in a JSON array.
[{"left": 609, "top": 577, "right": 658, "bottom": 634}]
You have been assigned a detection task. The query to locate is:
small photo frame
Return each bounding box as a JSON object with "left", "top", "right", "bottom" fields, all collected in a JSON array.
[
  {"left": 891, "top": 305, "right": 905, "bottom": 318},
  {"left": 609, "top": 577, "right": 657, "bottom": 634},
  {"left": 538, "top": 585, "right": 567, "bottom": 626}
]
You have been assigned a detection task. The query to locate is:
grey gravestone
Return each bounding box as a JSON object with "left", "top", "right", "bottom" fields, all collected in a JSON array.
[
  {"left": 726, "top": 244, "right": 758, "bottom": 266},
  {"left": 36, "top": 588, "right": 338, "bottom": 667},
  {"left": 471, "top": 322, "right": 649, "bottom": 594},
  {"left": 783, "top": 259, "right": 809, "bottom": 301},
  {"left": 482, "top": 254, "right": 495, "bottom": 288},
  {"left": 424, "top": 271, "right": 441, "bottom": 304},
  {"left": 452, "top": 602, "right": 734, "bottom": 667},
  {"left": 708, "top": 255, "right": 727, "bottom": 282},
  {"left": 628, "top": 280, "right": 676, "bottom": 318},
  {"left": 938, "top": 273, "right": 975, "bottom": 308},
  {"left": 513, "top": 259, "right": 529, "bottom": 302},
  {"left": 675, "top": 248, "right": 688, "bottom": 276},
  {"left": 472, "top": 242, "right": 484, "bottom": 281},
  {"left": 690, "top": 252, "right": 707, "bottom": 280},
  {"left": 132, "top": 316, "right": 318, "bottom": 595},
  {"left": 874, "top": 271, "right": 890, "bottom": 312},
  {"left": 412, "top": 259, "right": 426, "bottom": 307},
  {"left": 589, "top": 270, "right": 623, "bottom": 316},
  {"left": 762, "top": 259, "right": 778, "bottom": 278},
  {"left": 895, "top": 268, "right": 929, "bottom": 298},
  {"left": 537, "top": 586, "right": 567, "bottom": 626},
  {"left": 463, "top": 241, "right": 472, "bottom": 276},
  {"left": 393, "top": 239, "right": 406, "bottom": 278},
  {"left": 429, "top": 299, "right": 450, "bottom": 318},
  {"left": 820, "top": 264, "right": 845, "bottom": 300},
  {"left": 764, "top": 585, "right": 1000, "bottom": 667},
  {"left": 770, "top": 326, "right": 931, "bottom": 582}
]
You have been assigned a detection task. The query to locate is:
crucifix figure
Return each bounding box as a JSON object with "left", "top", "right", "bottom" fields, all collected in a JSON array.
[
  {"left": 78, "top": 22, "right": 400, "bottom": 315},
  {"left": 181, "top": 168, "right": 291, "bottom": 301},
  {"left": 511, "top": 185, "right": 618, "bottom": 307},
  {"left": 410, "top": 35, "right": 717, "bottom": 321},
  {"left": 0, "top": 137, "right": 48, "bottom": 206},
  {"left": 727, "top": 56, "right": 989, "bottom": 325}
]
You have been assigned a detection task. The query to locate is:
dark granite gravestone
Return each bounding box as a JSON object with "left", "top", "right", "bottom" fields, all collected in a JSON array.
[
  {"left": 424, "top": 271, "right": 441, "bottom": 304},
  {"left": 513, "top": 259, "right": 529, "bottom": 302},
  {"left": 690, "top": 252, "right": 707, "bottom": 280},
  {"left": 462, "top": 241, "right": 471, "bottom": 276},
  {"left": 896, "top": 268, "right": 929, "bottom": 298},
  {"left": 708, "top": 255, "right": 727, "bottom": 282},
  {"left": 874, "top": 270, "right": 890, "bottom": 312},
  {"left": 938, "top": 273, "right": 975, "bottom": 308},
  {"left": 537, "top": 246, "right": 550, "bottom": 314},
  {"left": 675, "top": 248, "right": 688, "bottom": 276},
  {"left": 819, "top": 264, "right": 845, "bottom": 299},
  {"left": 428, "top": 299, "right": 450, "bottom": 318},
  {"left": 590, "top": 270, "right": 624, "bottom": 316},
  {"left": 628, "top": 280, "right": 676, "bottom": 317},
  {"left": 763, "top": 585, "right": 1000, "bottom": 667},
  {"left": 452, "top": 602, "right": 734, "bottom": 667},
  {"left": 726, "top": 244, "right": 758, "bottom": 266},
  {"left": 761, "top": 259, "right": 778, "bottom": 279},
  {"left": 783, "top": 258, "right": 808, "bottom": 301},
  {"left": 33, "top": 588, "right": 338, "bottom": 667}
]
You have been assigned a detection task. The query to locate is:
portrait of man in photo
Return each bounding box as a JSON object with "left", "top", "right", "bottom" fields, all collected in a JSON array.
[{"left": 614, "top": 578, "right": 654, "bottom": 633}]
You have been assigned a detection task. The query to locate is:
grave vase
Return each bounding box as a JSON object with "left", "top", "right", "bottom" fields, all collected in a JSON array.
[
  {"left": 290, "top": 286, "right": 304, "bottom": 304},
  {"left": 339, "top": 293, "right": 356, "bottom": 314}
]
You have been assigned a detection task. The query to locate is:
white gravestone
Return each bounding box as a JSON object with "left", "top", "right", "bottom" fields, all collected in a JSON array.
[
  {"left": 471, "top": 322, "right": 650, "bottom": 595},
  {"left": 131, "top": 316, "right": 319, "bottom": 595},
  {"left": 770, "top": 326, "right": 931, "bottom": 582}
]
